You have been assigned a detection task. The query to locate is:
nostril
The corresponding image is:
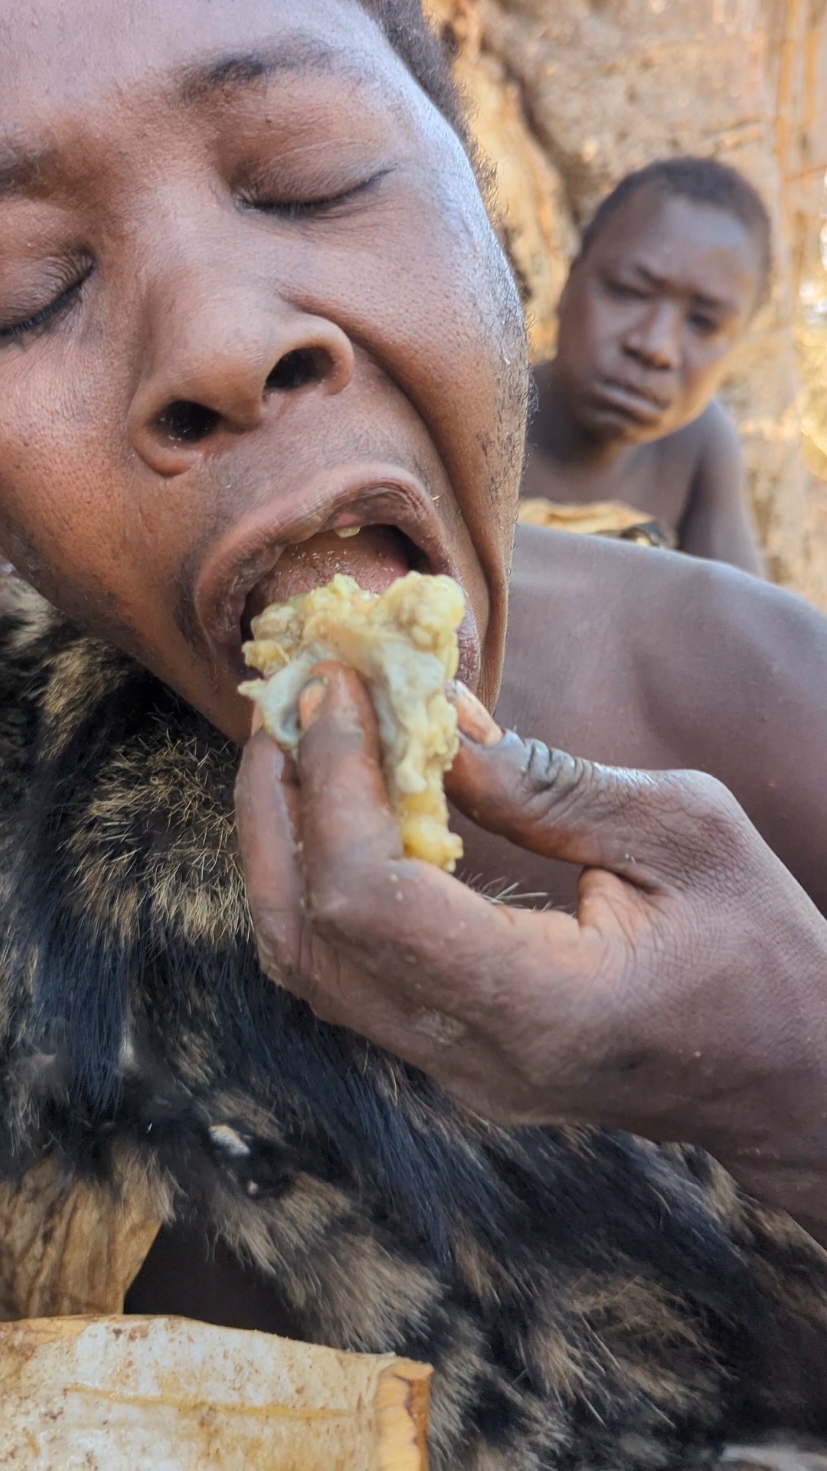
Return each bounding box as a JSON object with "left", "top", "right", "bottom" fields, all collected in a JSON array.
[
  {"left": 156, "top": 400, "right": 220, "bottom": 444},
  {"left": 265, "top": 348, "right": 326, "bottom": 393}
]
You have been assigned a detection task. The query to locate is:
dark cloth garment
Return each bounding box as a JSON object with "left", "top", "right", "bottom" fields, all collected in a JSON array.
[{"left": 1, "top": 582, "right": 826, "bottom": 1470}]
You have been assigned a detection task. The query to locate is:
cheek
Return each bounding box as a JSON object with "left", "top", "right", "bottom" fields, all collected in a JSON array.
[
  {"left": 0, "top": 345, "right": 151, "bottom": 632},
  {"left": 681, "top": 341, "right": 731, "bottom": 403},
  {"left": 565, "top": 293, "right": 618, "bottom": 371},
  {"left": 366, "top": 186, "right": 526, "bottom": 508},
  {"left": 0, "top": 359, "right": 105, "bottom": 573},
  {"left": 319, "top": 175, "right": 527, "bottom": 665},
  {"left": 376, "top": 237, "right": 520, "bottom": 658}
]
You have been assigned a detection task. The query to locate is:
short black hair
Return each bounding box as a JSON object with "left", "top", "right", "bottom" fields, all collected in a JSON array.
[
  {"left": 357, "top": 0, "right": 470, "bottom": 149},
  {"left": 576, "top": 156, "right": 773, "bottom": 304}
]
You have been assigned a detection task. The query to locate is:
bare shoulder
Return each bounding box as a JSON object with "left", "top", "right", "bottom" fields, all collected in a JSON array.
[
  {"left": 675, "top": 399, "right": 762, "bottom": 571},
  {"left": 653, "top": 399, "right": 739, "bottom": 477},
  {"left": 502, "top": 524, "right": 827, "bottom": 912},
  {"left": 693, "top": 397, "right": 744, "bottom": 468}
]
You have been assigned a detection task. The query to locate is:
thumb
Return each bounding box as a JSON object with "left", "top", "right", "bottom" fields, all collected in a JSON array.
[{"left": 446, "top": 683, "right": 738, "bottom": 891}]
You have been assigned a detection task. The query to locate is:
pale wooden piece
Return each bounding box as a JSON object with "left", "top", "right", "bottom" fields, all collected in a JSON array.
[
  {"left": 518, "top": 497, "right": 653, "bottom": 534},
  {"left": 518, "top": 497, "right": 675, "bottom": 548},
  {"left": 0, "top": 1156, "right": 164, "bottom": 1320},
  {"left": 0, "top": 1314, "right": 431, "bottom": 1470}
]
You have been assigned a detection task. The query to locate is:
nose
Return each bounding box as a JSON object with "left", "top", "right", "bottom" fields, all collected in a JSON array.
[
  {"left": 128, "top": 263, "right": 355, "bottom": 476},
  {"left": 622, "top": 301, "right": 682, "bottom": 372}
]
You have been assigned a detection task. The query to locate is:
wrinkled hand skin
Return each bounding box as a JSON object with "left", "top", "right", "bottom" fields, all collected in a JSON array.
[{"left": 235, "top": 663, "right": 827, "bottom": 1245}]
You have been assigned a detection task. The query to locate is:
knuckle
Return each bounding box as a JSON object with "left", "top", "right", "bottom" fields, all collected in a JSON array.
[
  {"left": 668, "top": 768, "right": 736, "bottom": 819},
  {"left": 255, "top": 933, "right": 286, "bottom": 983},
  {"left": 306, "top": 882, "right": 353, "bottom": 934},
  {"left": 657, "top": 770, "right": 754, "bottom": 872},
  {"left": 515, "top": 741, "right": 590, "bottom": 823},
  {"left": 305, "top": 864, "right": 380, "bottom": 943},
  {"left": 249, "top": 906, "right": 290, "bottom": 980}
]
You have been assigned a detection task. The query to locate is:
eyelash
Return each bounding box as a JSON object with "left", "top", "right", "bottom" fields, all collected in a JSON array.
[
  {"left": 604, "top": 279, "right": 721, "bottom": 334},
  {"left": 0, "top": 264, "right": 93, "bottom": 346},
  {"left": 604, "top": 279, "right": 647, "bottom": 301},
  {"left": 243, "top": 171, "right": 386, "bottom": 220},
  {"left": 0, "top": 172, "right": 384, "bottom": 343}
]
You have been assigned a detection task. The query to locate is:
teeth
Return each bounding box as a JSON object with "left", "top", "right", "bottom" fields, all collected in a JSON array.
[{"left": 333, "top": 525, "right": 361, "bottom": 539}]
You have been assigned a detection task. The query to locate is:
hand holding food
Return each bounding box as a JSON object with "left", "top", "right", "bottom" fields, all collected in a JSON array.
[{"left": 236, "top": 576, "right": 827, "bottom": 1247}]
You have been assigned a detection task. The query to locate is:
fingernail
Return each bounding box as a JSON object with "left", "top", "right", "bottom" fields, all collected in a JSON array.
[
  {"left": 250, "top": 706, "right": 263, "bottom": 736},
  {"left": 298, "top": 677, "right": 328, "bottom": 731},
  {"left": 448, "top": 681, "right": 503, "bottom": 747}
]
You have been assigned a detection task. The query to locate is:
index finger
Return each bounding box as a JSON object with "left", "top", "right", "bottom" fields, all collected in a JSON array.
[
  {"left": 293, "top": 664, "right": 611, "bottom": 1021},
  {"left": 235, "top": 726, "right": 304, "bottom": 977}
]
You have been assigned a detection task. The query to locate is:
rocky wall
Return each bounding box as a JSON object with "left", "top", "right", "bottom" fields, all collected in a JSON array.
[{"left": 426, "top": 0, "right": 827, "bottom": 607}]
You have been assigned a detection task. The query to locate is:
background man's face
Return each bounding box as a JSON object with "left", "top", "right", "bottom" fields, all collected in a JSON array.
[
  {"left": 0, "top": 0, "right": 527, "bottom": 742},
  {"left": 554, "top": 188, "right": 763, "bottom": 445}
]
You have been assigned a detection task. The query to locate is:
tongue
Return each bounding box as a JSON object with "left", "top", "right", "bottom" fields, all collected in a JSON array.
[{"left": 249, "top": 526, "right": 411, "bottom": 618}]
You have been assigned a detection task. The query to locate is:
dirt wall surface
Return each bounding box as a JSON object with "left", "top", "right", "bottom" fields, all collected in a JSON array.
[{"left": 426, "top": 0, "right": 827, "bottom": 608}]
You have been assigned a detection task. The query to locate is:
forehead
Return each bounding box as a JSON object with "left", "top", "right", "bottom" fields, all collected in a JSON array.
[
  {"left": 587, "top": 189, "right": 762, "bottom": 298},
  {"left": 0, "top": 0, "right": 409, "bottom": 134}
]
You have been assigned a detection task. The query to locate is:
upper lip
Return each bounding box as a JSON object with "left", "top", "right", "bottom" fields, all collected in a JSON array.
[
  {"left": 195, "top": 462, "right": 462, "bottom": 669},
  {"left": 596, "top": 376, "right": 670, "bottom": 412}
]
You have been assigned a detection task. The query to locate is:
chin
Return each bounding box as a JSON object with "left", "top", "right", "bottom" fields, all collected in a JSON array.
[{"left": 588, "top": 409, "right": 667, "bottom": 445}]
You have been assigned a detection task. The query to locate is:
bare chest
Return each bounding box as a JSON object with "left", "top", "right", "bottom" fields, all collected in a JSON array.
[{"left": 521, "top": 440, "right": 695, "bottom": 537}]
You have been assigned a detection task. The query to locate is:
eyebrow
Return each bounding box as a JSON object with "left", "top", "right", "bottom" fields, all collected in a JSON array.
[
  {"left": 177, "top": 38, "right": 354, "bottom": 107},
  {"left": 629, "top": 263, "right": 735, "bottom": 313},
  {"left": 0, "top": 141, "right": 62, "bottom": 202},
  {"left": 0, "top": 37, "right": 367, "bottom": 205}
]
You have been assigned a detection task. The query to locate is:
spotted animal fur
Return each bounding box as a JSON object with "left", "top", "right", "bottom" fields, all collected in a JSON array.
[{"left": 0, "top": 582, "right": 826, "bottom": 1470}]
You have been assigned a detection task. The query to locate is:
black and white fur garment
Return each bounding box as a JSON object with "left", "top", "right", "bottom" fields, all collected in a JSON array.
[{"left": 0, "top": 581, "right": 826, "bottom": 1471}]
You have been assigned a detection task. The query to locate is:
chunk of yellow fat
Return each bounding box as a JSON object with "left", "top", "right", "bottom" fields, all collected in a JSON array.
[{"left": 240, "top": 571, "right": 466, "bottom": 871}]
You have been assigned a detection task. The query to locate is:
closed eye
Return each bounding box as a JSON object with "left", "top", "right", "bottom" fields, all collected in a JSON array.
[
  {"left": 242, "top": 168, "right": 391, "bottom": 221},
  {"left": 603, "top": 277, "right": 649, "bottom": 301},
  {"left": 0, "top": 264, "right": 94, "bottom": 346},
  {"left": 688, "top": 312, "right": 720, "bottom": 336}
]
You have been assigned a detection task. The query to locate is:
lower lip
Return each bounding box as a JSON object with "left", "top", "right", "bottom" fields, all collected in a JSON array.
[{"left": 592, "top": 379, "right": 666, "bottom": 423}]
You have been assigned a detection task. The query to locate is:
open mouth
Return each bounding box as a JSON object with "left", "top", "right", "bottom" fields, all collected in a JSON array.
[
  {"left": 194, "top": 466, "right": 480, "bottom": 688},
  {"left": 239, "top": 524, "right": 426, "bottom": 643}
]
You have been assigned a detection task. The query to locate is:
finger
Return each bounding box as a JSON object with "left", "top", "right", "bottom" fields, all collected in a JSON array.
[
  {"left": 235, "top": 727, "right": 304, "bottom": 980},
  {"left": 297, "top": 668, "right": 607, "bottom": 995},
  {"left": 238, "top": 672, "right": 635, "bottom": 1117},
  {"left": 447, "top": 682, "right": 740, "bottom": 889},
  {"left": 296, "top": 662, "right": 404, "bottom": 889},
  {"left": 246, "top": 669, "right": 637, "bottom": 1099}
]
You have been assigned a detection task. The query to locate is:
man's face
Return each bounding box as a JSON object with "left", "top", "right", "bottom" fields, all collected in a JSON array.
[
  {"left": 554, "top": 187, "right": 763, "bottom": 445},
  {"left": 0, "top": 0, "right": 526, "bottom": 742}
]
